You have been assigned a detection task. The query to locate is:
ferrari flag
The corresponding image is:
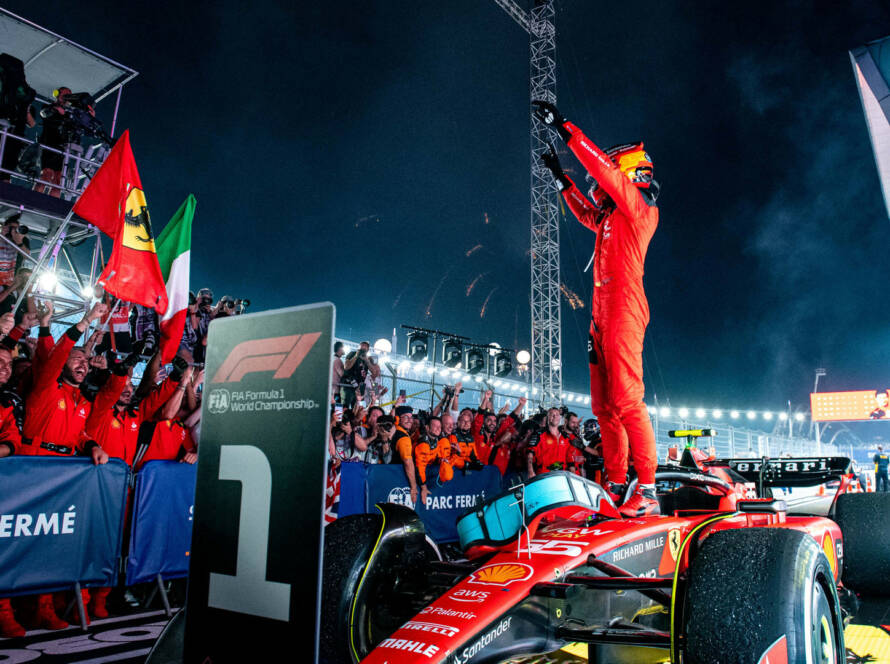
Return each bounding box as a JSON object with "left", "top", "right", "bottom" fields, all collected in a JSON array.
[
  {"left": 156, "top": 195, "right": 195, "bottom": 363},
  {"left": 73, "top": 130, "right": 168, "bottom": 313}
]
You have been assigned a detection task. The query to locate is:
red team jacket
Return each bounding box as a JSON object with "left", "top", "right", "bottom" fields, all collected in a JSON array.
[
  {"left": 84, "top": 377, "right": 178, "bottom": 466},
  {"left": 21, "top": 328, "right": 95, "bottom": 456}
]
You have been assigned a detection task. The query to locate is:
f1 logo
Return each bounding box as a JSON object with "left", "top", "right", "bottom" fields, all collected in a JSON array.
[{"left": 212, "top": 333, "right": 322, "bottom": 383}]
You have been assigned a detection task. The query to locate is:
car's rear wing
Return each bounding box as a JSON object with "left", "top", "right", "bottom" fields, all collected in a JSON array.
[{"left": 708, "top": 456, "right": 853, "bottom": 487}]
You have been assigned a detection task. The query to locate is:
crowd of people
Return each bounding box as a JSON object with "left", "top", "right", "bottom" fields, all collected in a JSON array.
[
  {"left": 0, "top": 279, "right": 246, "bottom": 638},
  {"left": 329, "top": 343, "right": 605, "bottom": 513}
]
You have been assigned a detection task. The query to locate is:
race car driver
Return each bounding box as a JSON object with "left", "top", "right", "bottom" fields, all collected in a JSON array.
[{"left": 533, "top": 100, "right": 660, "bottom": 517}]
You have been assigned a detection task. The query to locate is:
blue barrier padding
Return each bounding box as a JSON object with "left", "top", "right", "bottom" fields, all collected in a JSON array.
[
  {"left": 126, "top": 460, "right": 197, "bottom": 585},
  {"left": 337, "top": 462, "right": 368, "bottom": 518},
  {"left": 0, "top": 457, "right": 129, "bottom": 596},
  {"left": 341, "top": 463, "right": 502, "bottom": 542}
]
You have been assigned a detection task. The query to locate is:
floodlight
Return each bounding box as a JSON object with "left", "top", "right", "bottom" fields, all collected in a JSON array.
[
  {"left": 465, "top": 347, "right": 485, "bottom": 374},
  {"left": 407, "top": 332, "right": 428, "bottom": 361},
  {"left": 695, "top": 408, "right": 706, "bottom": 418},
  {"left": 37, "top": 272, "right": 57, "bottom": 292},
  {"left": 374, "top": 338, "right": 392, "bottom": 354},
  {"left": 659, "top": 407, "right": 671, "bottom": 417},
  {"left": 493, "top": 350, "right": 513, "bottom": 377},
  {"left": 678, "top": 407, "right": 690, "bottom": 418},
  {"left": 516, "top": 350, "right": 531, "bottom": 365},
  {"left": 746, "top": 410, "right": 757, "bottom": 420},
  {"left": 712, "top": 409, "right": 723, "bottom": 419},
  {"left": 730, "top": 410, "right": 740, "bottom": 419},
  {"left": 442, "top": 338, "right": 463, "bottom": 367},
  {"left": 763, "top": 411, "right": 773, "bottom": 420},
  {"left": 778, "top": 412, "right": 788, "bottom": 421}
]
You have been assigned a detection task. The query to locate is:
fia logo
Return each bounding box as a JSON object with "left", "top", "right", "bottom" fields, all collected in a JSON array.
[{"left": 207, "top": 389, "right": 230, "bottom": 415}]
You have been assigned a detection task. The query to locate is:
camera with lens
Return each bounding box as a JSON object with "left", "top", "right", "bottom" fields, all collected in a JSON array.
[{"left": 44, "top": 91, "right": 111, "bottom": 145}]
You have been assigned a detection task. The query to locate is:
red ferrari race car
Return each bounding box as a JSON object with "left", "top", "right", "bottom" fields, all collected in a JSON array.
[{"left": 321, "top": 436, "right": 890, "bottom": 664}]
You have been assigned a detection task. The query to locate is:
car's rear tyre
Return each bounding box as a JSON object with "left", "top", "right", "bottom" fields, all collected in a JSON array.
[
  {"left": 684, "top": 528, "right": 843, "bottom": 664},
  {"left": 320, "top": 505, "right": 440, "bottom": 664},
  {"left": 834, "top": 492, "right": 890, "bottom": 595}
]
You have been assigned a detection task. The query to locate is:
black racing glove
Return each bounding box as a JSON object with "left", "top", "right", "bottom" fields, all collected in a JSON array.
[
  {"left": 169, "top": 355, "right": 189, "bottom": 382},
  {"left": 532, "top": 100, "right": 571, "bottom": 142},
  {"left": 569, "top": 436, "right": 586, "bottom": 452},
  {"left": 110, "top": 339, "right": 145, "bottom": 376},
  {"left": 540, "top": 143, "right": 571, "bottom": 191}
]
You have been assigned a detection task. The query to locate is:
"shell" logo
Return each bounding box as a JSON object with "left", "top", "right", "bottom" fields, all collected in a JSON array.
[{"left": 468, "top": 563, "right": 533, "bottom": 586}]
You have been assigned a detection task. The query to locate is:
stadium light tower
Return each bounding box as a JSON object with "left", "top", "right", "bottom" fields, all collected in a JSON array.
[{"left": 494, "top": 0, "right": 562, "bottom": 406}]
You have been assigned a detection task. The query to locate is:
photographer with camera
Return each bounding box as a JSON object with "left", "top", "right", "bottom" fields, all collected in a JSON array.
[{"left": 341, "top": 340, "right": 370, "bottom": 408}]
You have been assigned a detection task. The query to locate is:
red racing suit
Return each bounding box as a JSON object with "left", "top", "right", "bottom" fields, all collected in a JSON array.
[{"left": 560, "top": 123, "right": 658, "bottom": 486}]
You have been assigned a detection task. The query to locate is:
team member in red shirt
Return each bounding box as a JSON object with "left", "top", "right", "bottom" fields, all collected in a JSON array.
[
  {"left": 534, "top": 100, "right": 660, "bottom": 517},
  {"left": 20, "top": 302, "right": 110, "bottom": 462},
  {"left": 135, "top": 364, "right": 198, "bottom": 470},
  {"left": 85, "top": 355, "right": 185, "bottom": 467},
  {"left": 0, "top": 347, "right": 22, "bottom": 458},
  {"left": 527, "top": 407, "right": 574, "bottom": 478}
]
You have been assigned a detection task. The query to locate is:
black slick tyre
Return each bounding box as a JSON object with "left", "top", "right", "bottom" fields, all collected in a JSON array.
[
  {"left": 684, "top": 528, "right": 843, "bottom": 664},
  {"left": 834, "top": 492, "right": 890, "bottom": 595},
  {"left": 320, "top": 505, "right": 439, "bottom": 664}
]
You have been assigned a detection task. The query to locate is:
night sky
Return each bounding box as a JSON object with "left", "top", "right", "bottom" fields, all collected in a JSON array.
[{"left": 7, "top": 0, "right": 890, "bottom": 416}]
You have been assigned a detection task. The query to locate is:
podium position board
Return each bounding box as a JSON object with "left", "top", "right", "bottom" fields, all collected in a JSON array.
[{"left": 184, "top": 303, "right": 334, "bottom": 663}]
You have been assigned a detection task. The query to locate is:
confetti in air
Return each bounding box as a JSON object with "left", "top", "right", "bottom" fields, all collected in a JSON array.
[
  {"left": 466, "top": 272, "right": 489, "bottom": 296},
  {"left": 560, "top": 283, "right": 585, "bottom": 309},
  {"left": 465, "top": 244, "right": 483, "bottom": 257},
  {"left": 424, "top": 271, "right": 451, "bottom": 319},
  {"left": 480, "top": 287, "right": 499, "bottom": 318},
  {"left": 483, "top": 212, "right": 490, "bottom": 225},
  {"left": 392, "top": 285, "right": 408, "bottom": 309},
  {"left": 355, "top": 214, "right": 381, "bottom": 228}
]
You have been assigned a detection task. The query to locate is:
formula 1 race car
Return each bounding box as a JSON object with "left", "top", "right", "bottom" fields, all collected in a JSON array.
[{"left": 321, "top": 440, "right": 890, "bottom": 664}]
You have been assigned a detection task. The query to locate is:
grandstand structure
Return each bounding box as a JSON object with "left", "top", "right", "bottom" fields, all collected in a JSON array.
[{"left": 0, "top": 8, "right": 137, "bottom": 323}]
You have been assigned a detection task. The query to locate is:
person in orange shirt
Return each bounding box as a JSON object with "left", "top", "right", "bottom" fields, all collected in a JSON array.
[
  {"left": 414, "top": 416, "right": 453, "bottom": 506},
  {"left": 450, "top": 408, "right": 482, "bottom": 472}
]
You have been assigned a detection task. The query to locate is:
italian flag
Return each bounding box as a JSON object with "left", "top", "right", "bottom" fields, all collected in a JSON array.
[{"left": 156, "top": 195, "right": 195, "bottom": 363}]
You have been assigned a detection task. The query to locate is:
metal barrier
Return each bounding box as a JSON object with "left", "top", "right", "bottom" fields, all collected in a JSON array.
[{"left": 0, "top": 119, "right": 108, "bottom": 201}]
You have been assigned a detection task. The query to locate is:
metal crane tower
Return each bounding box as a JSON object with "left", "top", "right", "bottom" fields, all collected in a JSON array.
[{"left": 494, "top": 0, "right": 562, "bottom": 406}]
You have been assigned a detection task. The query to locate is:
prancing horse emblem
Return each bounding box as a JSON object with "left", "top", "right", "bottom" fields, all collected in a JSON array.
[{"left": 122, "top": 187, "right": 155, "bottom": 252}]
